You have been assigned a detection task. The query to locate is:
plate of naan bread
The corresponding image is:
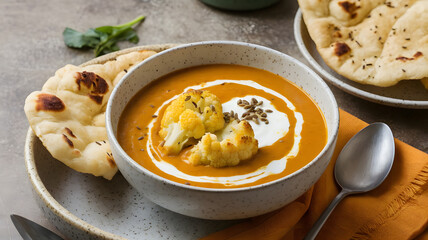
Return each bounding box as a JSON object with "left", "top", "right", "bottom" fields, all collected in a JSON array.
[
  {"left": 294, "top": 0, "right": 428, "bottom": 109},
  {"left": 24, "top": 44, "right": 240, "bottom": 239}
]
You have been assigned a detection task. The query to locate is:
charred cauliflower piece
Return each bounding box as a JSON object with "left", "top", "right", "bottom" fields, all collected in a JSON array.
[
  {"left": 159, "top": 90, "right": 225, "bottom": 155},
  {"left": 189, "top": 120, "right": 258, "bottom": 167}
]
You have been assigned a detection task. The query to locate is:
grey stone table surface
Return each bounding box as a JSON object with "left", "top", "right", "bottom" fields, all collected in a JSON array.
[{"left": 0, "top": 0, "right": 427, "bottom": 239}]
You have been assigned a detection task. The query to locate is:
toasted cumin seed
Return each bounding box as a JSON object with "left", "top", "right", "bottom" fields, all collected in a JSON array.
[
  {"left": 136, "top": 126, "right": 141, "bottom": 130},
  {"left": 253, "top": 118, "right": 259, "bottom": 124},
  {"left": 211, "top": 105, "right": 216, "bottom": 113},
  {"left": 138, "top": 136, "right": 144, "bottom": 140},
  {"left": 279, "top": 140, "right": 284, "bottom": 143},
  {"left": 244, "top": 105, "right": 252, "bottom": 109},
  {"left": 242, "top": 100, "right": 249, "bottom": 105},
  {"left": 152, "top": 115, "right": 158, "bottom": 118},
  {"left": 256, "top": 101, "right": 263, "bottom": 106},
  {"left": 242, "top": 112, "right": 250, "bottom": 118},
  {"left": 261, "top": 113, "right": 267, "bottom": 117},
  {"left": 265, "top": 109, "right": 273, "bottom": 113},
  {"left": 185, "top": 96, "right": 191, "bottom": 101},
  {"left": 95, "top": 142, "right": 101, "bottom": 145},
  {"left": 234, "top": 113, "right": 239, "bottom": 120},
  {"left": 160, "top": 141, "right": 165, "bottom": 147},
  {"left": 237, "top": 99, "right": 242, "bottom": 104},
  {"left": 140, "top": 149, "right": 145, "bottom": 151},
  {"left": 265, "top": 120, "right": 269, "bottom": 124},
  {"left": 238, "top": 103, "right": 245, "bottom": 107},
  {"left": 150, "top": 104, "right": 155, "bottom": 108},
  {"left": 192, "top": 101, "right": 197, "bottom": 108},
  {"left": 261, "top": 117, "right": 267, "bottom": 122},
  {"left": 185, "top": 182, "right": 190, "bottom": 185},
  {"left": 244, "top": 116, "right": 252, "bottom": 120}
]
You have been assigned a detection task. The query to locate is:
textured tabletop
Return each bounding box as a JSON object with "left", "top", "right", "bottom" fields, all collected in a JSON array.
[{"left": 1, "top": 0, "right": 427, "bottom": 239}]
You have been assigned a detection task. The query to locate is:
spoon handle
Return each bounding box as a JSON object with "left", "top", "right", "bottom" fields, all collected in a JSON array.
[{"left": 304, "top": 189, "right": 350, "bottom": 240}]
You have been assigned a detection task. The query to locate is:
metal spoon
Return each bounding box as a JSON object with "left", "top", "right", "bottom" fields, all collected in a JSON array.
[{"left": 304, "top": 122, "right": 395, "bottom": 240}]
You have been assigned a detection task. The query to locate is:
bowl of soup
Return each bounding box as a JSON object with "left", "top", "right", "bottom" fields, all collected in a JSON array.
[{"left": 106, "top": 41, "right": 339, "bottom": 220}]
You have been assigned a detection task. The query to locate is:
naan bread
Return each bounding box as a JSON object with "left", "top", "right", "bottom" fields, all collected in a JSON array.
[
  {"left": 298, "top": 0, "right": 428, "bottom": 87},
  {"left": 24, "top": 50, "right": 157, "bottom": 180}
]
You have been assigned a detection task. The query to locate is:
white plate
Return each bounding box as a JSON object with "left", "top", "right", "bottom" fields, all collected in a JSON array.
[
  {"left": 293, "top": 9, "right": 428, "bottom": 109},
  {"left": 24, "top": 45, "right": 238, "bottom": 240}
]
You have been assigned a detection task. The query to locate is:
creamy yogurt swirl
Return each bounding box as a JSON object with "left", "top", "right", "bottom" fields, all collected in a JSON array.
[{"left": 145, "top": 80, "right": 304, "bottom": 187}]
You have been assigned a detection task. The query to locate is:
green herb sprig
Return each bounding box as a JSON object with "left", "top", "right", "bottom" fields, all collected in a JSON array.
[{"left": 63, "top": 16, "right": 145, "bottom": 57}]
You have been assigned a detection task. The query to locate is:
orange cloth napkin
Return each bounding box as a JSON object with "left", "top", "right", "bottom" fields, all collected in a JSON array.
[{"left": 203, "top": 109, "right": 428, "bottom": 240}]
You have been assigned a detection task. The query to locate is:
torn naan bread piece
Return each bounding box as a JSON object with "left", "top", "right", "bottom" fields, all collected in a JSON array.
[
  {"left": 298, "top": 0, "right": 428, "bottom": 87},
  {"left": 24, "top": 50, "right": 157, "bottom": 179}
]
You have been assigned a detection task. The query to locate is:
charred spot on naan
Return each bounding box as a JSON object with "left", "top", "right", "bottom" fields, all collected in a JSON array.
[
  {"left": 75, "top": 71, "right": 109, "bottom": 94},
  {"left": 62, "top": 134, "right": 74, "bottom": 148},
  {"left": 75, "top": 71, "right": 109, "bottom": 104},
  {"left": 338, "top": 1, "right": 360, "bottom": 19},
  {"left": 334, "top": 42, "right": 351, "bottom": 57},
  {"left": 64, "top": 127, "right": 76, "bottom": 138},
  {"left": 106, "top": 152, "right": 116, "bottom": 168},
  {"left": 396, "top": 51, "right": 424, "bottom": 62},
  {"left": 35, "top": 93, "right": 65, "bottom": 112}
]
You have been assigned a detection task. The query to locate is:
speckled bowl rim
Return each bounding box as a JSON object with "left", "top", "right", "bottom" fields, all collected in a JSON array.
[
  {"left": 24, "top": 44, "right": 180, "bottom": 240},
  {"left": 294, "top": 9, "right": 428, "bottom": 109},
  {"left": 106, "top": 40, "right": 340, "bottom": 193}
]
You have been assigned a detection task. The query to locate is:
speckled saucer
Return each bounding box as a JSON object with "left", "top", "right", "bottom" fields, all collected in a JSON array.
[
  {"left": 24, "top": 44, "right": 239, "bottom": 240},
  {"left": 294, "top": 10, "right": 428, "bottom": 109}
]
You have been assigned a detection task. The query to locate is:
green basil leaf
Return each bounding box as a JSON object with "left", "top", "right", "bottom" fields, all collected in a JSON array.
[
  {"left": 63, "top": 15, "right": 145, "bottom": 56},
  {"left": 63, "top": 28, "right": 101, "bottom": 48}
]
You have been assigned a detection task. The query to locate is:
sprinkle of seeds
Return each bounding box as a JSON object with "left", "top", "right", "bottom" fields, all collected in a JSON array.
[
  {"left": 136, "top": 126, "right": 141, "bottom": 130},
  {"left": 152, "top": 115, "right": 158, "bottom": 118},
  {"left": 138, "top": 136, "right": 144, "bottom": 140},
  {"left": 211, "top": 105, "right": 216, "bottom": 113},
  {"left": 185, "top": 96, "right": 191, "bottom": 101},
  {"left": 402, "top": 69, "right": 406, "bottom": 72},
  {"left": 265, "top": 109, "right": 273, "bottom": 113},
  {"left": 192, "top": 101, "right": 197, "bottom": 108},
  {"left": 95, "top": 141, "right": 101, "bottom": 146},
  {"left": 150, "top": 104, "right": 155, "bottom": 108},
  {"left": 124, "top": 69, "right": 128, "bottom": 73},
  {"left": 160, "top": 141, "right": 165, "bottom": 147},
  {"left": 253, "top": 117, "right": 259, "bottom": 124}
]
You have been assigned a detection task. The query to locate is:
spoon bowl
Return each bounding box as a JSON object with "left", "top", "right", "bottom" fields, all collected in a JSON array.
[
  {"left": 335, "top": 122, "right": 395, "bottom": 193},
  {"left": 305, "top": 122, "right": 395, "bottom": 240}
]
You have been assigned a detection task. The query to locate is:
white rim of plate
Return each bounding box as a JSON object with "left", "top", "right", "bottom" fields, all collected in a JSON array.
[
  {"left": 24, "top": 44, "right": 179, "bottom": 240},
  {"left": 293, "top": 9, "right": 428, "bottom": 109}
]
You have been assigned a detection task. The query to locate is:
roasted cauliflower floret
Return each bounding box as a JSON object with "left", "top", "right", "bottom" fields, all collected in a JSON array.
[
  {"left": 189, "top": 120, "right": 258, "bottom": 167},
  {"left": 159, "top": 90, "right": 225, "bottom": 155}
]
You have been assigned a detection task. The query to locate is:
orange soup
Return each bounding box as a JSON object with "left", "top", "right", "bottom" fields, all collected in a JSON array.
[{"left": 118, "top": 64, "right": 327, "bottom": 188}]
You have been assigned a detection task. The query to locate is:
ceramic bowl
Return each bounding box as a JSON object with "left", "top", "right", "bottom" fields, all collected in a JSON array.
[{"left": 106, "top": 41, "right": 339, "bottom": 220}]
